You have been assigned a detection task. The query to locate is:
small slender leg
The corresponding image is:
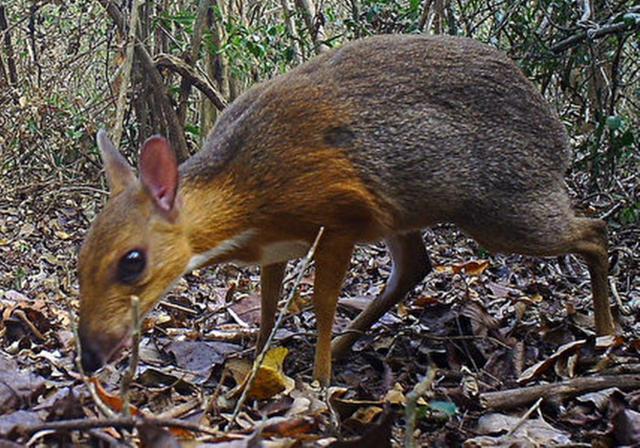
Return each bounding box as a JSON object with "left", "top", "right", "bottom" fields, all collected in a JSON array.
[
  {"left": 312, "top": 234, "right": 354, "bottom": 386},
  {"left": 331, "top": 232, "right": 431, "bottom": 359},
  {"left": 256, "top": 262, "right": 287, "bottom": 353},
  {"left": 573, "top": 219, "right": 615, "bottom": 335},
  {"left": 462, "top": 213, "right": 616, "bottom": 336}
]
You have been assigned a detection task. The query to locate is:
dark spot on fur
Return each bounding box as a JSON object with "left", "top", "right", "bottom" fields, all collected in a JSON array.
[{"left": 324, "top": 126, "right": 355, "bottom": 148}]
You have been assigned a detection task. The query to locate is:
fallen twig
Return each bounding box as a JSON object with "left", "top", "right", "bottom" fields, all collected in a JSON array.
[
  {"left": 159, "top": 300, "right": 199, "bottom": 316},
  {"left": 17, "top": 416, "right": 223, "bottom": 438},
  {"left": 13, "top": 309, "right": 46, "bottom": 341},
  {"left": 120, "top": 295, "right": 141, "bottom": 417},
  {"left": 610, "top": 277, "right": 631, "bottom": 315},
  {"left": 225, "top": 227, "right": 325, "bottom": 431},
  {"left": 404, "top": 366, "right": 436, "bottom": 448},
  {"left": 506, "top": 397, "right": 543, "bottom": 436},
  {"left": 480, "top": 374, "right": 640, "bottom": 410}
]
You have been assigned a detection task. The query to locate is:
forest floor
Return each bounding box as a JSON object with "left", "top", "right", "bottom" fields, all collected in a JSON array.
[{"left": 0, "top": 169, "right": 639, "bottom": 447}]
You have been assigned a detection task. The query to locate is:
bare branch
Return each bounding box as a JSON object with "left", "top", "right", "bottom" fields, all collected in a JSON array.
[
  {"left": 551, "top": 20, "right": 640, "bottom": 53},
  {"left": 155, "top": 53, "right": 228, "bottom": 111},
  {"left": 17, "top": 416, "right": 224, "bottom": 438},
  {"left": 176, "top": 0, "right": 212, "bottom": 125},
  {"left": 404, "top": 367, "right": 436, "bottom": 448},
  {"left": 579, "top": 0, "right": 591, "bottom": 25},
  {"left": 119, "top": 296, "right": 141, "bottom": 417}
]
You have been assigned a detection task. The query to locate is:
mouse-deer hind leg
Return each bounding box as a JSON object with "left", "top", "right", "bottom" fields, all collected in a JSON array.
[
  {"left": 332, "top": 231, "right": 431, "bottom": 360},
  {"left": 571, "top": 218, "right": 615, "bottom": 335},
  {"left": 461, "top": 202, "right": 615, "bottom": 336}
]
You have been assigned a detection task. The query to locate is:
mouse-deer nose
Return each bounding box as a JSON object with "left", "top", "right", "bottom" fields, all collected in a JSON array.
[
  {"left": 80, "top": 341, "right": 104, "bottom": 374},
  {"left": 78, "top": 324, "right": 107, "bottom": 374}
]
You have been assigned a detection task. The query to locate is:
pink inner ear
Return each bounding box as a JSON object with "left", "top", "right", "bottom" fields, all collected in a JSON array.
[{"left": 139, "top": 136, "right": 178, "bottom": 212}]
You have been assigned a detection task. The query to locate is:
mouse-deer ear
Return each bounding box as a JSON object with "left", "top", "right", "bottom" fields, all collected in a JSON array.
[
  {"left": 96, "top": 129, "right": 136, "bottom": 196},
  {"left": 139, "top": 135, "right": 179, "bottom": 213}
]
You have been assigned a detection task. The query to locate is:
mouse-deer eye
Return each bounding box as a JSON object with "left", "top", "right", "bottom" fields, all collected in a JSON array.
[{"left": 117, "top": 249, "right": 146, "bottom": 284}]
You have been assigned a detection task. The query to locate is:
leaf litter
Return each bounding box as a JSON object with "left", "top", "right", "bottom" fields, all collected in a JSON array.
[{"left": 0, "top": 173, "right": 639, "bottom": 446}]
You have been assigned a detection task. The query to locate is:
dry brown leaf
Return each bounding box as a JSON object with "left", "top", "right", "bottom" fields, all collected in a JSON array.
[
  {"left": 90, "top": 377, "right": 140, "bottom": 416},
  {"left": 453, "top": 260, "right": 490, "bottom": 276},
  {"left": 414, "top": 295, "right": 440, "bottom": 307},
  {"left": 435, "top": 260, "right": 490, "bottom": 276},
  {"left": 466, "top": 413, "right": 572, "bottom": 446},
  {"left": 349, "top": 406, "right": 384, "bottom": 425},
  {"left": 518, "top": 340, "right": 586, "bottom": 384},
  {"left": 263, "top": 416, "right": 317, "bottom": 438}
]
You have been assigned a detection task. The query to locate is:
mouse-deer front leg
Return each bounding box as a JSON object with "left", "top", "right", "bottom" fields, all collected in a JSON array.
[
  {"left": 312, "top": 234, "right": 354, "bottom": 386},
  {"left": 257, "top": 262, "right": 287, "bottom": 352}
]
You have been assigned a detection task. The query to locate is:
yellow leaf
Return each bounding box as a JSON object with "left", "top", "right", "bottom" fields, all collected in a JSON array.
[
  {"left": 350, "top": 406, "right": 383, "bottom": 424},
  {"left": 228, "top": 347, "right": 294, "bottom": 400},
  {"left": 530, "top": 293, "right": 543, "bottom": 303},
  {"left": 250, "top": 347, "right": 294, "bottom": 399},
  {"left": 55, "top": 231, "right": 71, "bottom": 240},
  {"left": 384, "top": 383, "right": 406, "bottom": 405}
]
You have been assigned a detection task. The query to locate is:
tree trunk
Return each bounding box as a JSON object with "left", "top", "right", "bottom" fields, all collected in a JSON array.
[
  {"left": 176, "top": 0, "right": 210, "bottom": 127},
  {"left": 295, "top": 0, "right": 329, "bottom": 54},
  {"left": 99, "top": 0, "right": 190, "bottom": 162},
  {"left": 280, "top": 0, "right": 303, "bottom": 64},
  {"left": 0, "top": 4, "right": 18, "bottom": 86},
  {"left": 200, "top": 0, "right": 231, "bottom": 140}
]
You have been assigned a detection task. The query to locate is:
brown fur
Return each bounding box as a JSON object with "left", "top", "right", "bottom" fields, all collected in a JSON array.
[{"left": 78, "top": 35, "right": 615, "bottom": 384}]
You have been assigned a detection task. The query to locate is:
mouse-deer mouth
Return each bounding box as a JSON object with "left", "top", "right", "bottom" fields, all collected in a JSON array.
[
  {"left": 105, "top": 331, "right": 133, "bottom": 365},
  {"left": 79, "top": 323, "right": 133, "bottom": 374}
]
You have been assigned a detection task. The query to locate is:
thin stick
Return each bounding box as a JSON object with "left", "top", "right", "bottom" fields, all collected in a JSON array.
[
  {"left": 87, "top": 428, "right": 130, "bottom": 447},
  {"left": 610, "top": 277, "right": 630, "bottom": 315},
  {"left": 120, "top": 295, "right": 141, "bottom": 417},
  {"left": 506, "top": 397, "right": 543, "bottom": 436},
  {"left": 225, "top": 227, "right": 325, "bottom": 431},
  {"left": 404, "top": 366, "right": 436, "bottom": 448}
]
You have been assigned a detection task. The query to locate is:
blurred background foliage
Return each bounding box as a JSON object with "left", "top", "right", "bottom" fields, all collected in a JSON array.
[{"left": 0, "top": 0, "right": 638, "bottom": 226}]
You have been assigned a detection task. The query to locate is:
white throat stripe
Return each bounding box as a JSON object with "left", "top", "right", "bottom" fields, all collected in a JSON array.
[{"left": 185, "top": 229, "right": 256, "bottom": 272}]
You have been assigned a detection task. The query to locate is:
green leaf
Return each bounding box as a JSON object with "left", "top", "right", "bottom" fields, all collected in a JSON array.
[
  {"left": 623, "top": 13, "right": 640, "bottom": 27},
  {"left": 619, "top": 129, "right": 635, "bottom": 147},
  {"left": 606, "top": 115, "right": 623, "bottom": 130},
  {"left": 428, "top": 400, "right": 458, "bottom": 417},
  {"left": 620, "top": 202, "right": 640, "bottom": 225},
  {"left": 185, "top": 124, "right": 201, "bottom": 137}
]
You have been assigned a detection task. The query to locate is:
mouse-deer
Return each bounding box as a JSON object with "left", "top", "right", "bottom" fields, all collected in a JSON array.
[{"left": 77, "top": 34, "right": 615, "bottom": 385}]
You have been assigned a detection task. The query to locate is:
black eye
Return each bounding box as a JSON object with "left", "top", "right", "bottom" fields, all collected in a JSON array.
[{"left": 117, "top": 250, "right": 146, "bottom": 284}]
